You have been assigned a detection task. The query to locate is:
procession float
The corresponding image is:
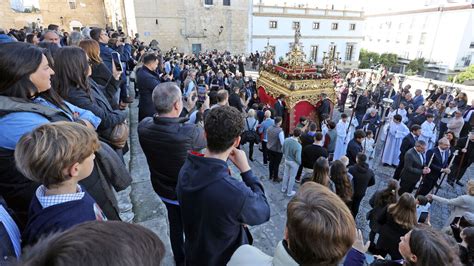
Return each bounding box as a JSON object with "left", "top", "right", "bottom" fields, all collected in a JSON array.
[{"left": 257, "top": 25, "right": 339, "bottom": 133}]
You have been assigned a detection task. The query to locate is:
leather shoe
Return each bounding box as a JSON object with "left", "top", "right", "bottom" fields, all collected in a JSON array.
[{"left": 456, "top": 181, "right": 464, "bottom": 187}]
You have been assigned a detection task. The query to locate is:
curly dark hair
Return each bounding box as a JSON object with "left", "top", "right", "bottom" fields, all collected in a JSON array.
[{"left": 204, "top": 106, "right": 244, "bottom": 153}]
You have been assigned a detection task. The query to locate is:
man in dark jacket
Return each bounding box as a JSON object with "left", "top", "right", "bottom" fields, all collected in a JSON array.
[
  {"left": 355, "top": 92, "right": 369, "bottom": 129},
  {"left": 295, "top": 123, "right": 317, "bottom": 181},
  {"left": 407, "top": 106, "right": 426, "bottom": 129},
  {"left": 399, "top": 141, "right": 429, "bottom": 195},
  {"left": 448, "top": 132, "right": 474, "bottom": 186},
  {"left": 348, "top": 153, "right": 375, "bottom": 217},
  {"left": 90, "top": 28, "right": 132, "bottom": 103},
  {"left": 138, "top": 82, "right": 206, "bottom": 266},
  {"left": 273, "top": 94, "right": 286, "bottom": 118},
  {"left": 316, "top": 93, "right": 331, "bottom": 126},
  {"left": 301, "top": 132, "right": 328, "bottom": 169},
  {"left": 417, "top": 138, "right": 451, "bottom": 196},
  {"left": 393, "top": 124, "right": 421, "bottom": 180},
  {"left": 136, "top": 53, "right": 160, "bottom": 121},
  {"left": 228, "top": 86, "right": 244, "bottom": 112},
  {"left": 177, "top": 106, "right": 270, "bottom": 266},
  {"left": 346, "top": 130, "right": 366, "bottom": 166}
]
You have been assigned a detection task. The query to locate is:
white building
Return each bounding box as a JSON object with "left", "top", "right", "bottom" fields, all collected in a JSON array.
[
  {"left": 250, "top": 3, "right": 364, "bottom": 67},
  {"left": 363, "top": 1, "right": 474, "bottom": 79},
  {"left": 10, "top": 0, "right": 25, "bottom": 12}
]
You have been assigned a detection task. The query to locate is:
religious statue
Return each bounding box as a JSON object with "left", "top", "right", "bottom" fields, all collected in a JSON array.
[{"left": 287, "top": 25, "right": 306, "bottom": 67}]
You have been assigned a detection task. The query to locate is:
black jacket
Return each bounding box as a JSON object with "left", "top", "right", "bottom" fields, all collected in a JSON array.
[
  {"left": 453, "top": 137, "right": 474, "bottom": 165},
  {"left": 348, "top": 163, "right": 375, "bottom": 199},
  {"left": 407, "top": 113, "right": 426, "bottom": 129},
  {"left": 177, "top": 154, "right": 270, "bottom": 266},
  {"left": 299, "top": 132, "right": 315, "bottom": 149},
  {"left": 355, "top": 95, "right": 369, "bottom": 115},
  {"left": 90, "top": 62, "right": 121, "bottom": 109},
  {"left": 317, "top": 98, "right": 331, "bottom": 117},
  {"left": 274, "top": 100, "right": 285, "bottom": 117},
  {"left": 65, "top": 79, "right": 127, "bottom": 133},
  {"left": 398, "top": 133, "right": 417, "bottom": 162},
  {"left": 136, "top": 66, "right": 160, "bottom": 121},
  {"left": 376, "top": 208, "right": 411, "bottom": 260},
  {"left": 399, "top": 148, "right": 425, "bottom": 193},
  {"left": 228, "top": 93, "right": 244, "bottom": 112},
  {"left": 138, "top": 116, "right": 206, "bottom": 200},
  {"left": 346, "top": 139, "right": 363, "bottom": 166},
  {"left": 302, "top": 144, "right": 328, "bottom": 169},
  {"left": 425, "top": 147, "right": 450, "bottom": 181}
]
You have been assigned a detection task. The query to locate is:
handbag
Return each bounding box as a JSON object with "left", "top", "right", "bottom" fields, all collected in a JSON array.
[
  {"left": 108, "top": 121, "right": 129, "bottom": 149},
  {"left": 241, "top": 118, "right": 260, "bottom": 145}
]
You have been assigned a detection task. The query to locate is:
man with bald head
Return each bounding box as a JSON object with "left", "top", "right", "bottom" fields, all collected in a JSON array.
[
  {"left": 417, "top": 137, "right": 452, "bottom": 196},
  {"left": 42, "top": 30, "right": 61, "bottom": 46}
]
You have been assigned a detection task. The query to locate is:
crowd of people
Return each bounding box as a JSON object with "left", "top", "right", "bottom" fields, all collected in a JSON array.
[{"left": 0, "top": 23, "right": 473, "bottom": 266}]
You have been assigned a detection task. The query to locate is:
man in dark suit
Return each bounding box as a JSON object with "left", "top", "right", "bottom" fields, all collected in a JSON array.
[
  {"left": 399, "top": 141, "right": 429, "bottom": 195},
  {"left": 274, "top": 94, "right": 286, "bottom": 118},
  {"left": 393, "top": 124, "right": 421, "bottom": 180},
  {"left": 448, "top": 132, "right": 474, "bottom": 186},
  {"left": 136, "top": 53, "right": 160, "bottom": 121},
  {"left": 316, "top": 93, "right": 331, "bottom": 127},
  {"left": 417, "top": 138, "right": 452, "bottom": 196},
  {"left": 355, "top": 91, "right": 369, "bottom": 129},
  {"left": 228, "top": 86, "right": 244, "bottom": 112},
  {"left": 346, "top": 130, "right": 366, "bottom": 166}
]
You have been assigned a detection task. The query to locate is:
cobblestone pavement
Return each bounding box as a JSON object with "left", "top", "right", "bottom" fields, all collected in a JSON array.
[{"left": 126, "top": 78, "right": 472, "bottom": 264}]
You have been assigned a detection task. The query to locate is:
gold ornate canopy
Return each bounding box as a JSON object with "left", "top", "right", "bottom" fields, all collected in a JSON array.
[
  {"left": 257, "top": 26, "right": 336, "bottom": 109},
  {"left": 257, "top": 71, "right": 336, "bottom": 109}
]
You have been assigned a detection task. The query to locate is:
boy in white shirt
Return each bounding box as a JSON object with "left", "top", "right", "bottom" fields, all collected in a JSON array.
[{"left": 362, "top": 130, "right": 375, "bottom": 168}]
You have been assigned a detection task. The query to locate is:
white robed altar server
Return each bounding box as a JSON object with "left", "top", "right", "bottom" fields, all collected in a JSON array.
[
  {"left": 362, "top": 137, "right": 375, "bottom": 168},
  {"left": 382, "top": 114, "right": 409, "bottom": 166},
  {"left": 419, "top": 116, "right": 437, "bottom": 150},
  {"left": 333, "top": 115, "right": 350, "bottom": 160}
]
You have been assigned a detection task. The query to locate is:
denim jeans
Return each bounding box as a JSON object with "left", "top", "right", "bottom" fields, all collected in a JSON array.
[{"left": 282, "top": 160, "right": 299, "bottom": 195}]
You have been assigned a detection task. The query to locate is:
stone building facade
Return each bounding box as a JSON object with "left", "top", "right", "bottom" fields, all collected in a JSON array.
[
  {"left": 134, "top": 0, "right": 250, "bottom": 54},
  {"left": 0, "top": 0, "right": 129, "bottom": 33}
]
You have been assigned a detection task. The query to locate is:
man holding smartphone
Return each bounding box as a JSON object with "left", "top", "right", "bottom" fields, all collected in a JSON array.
[{"left": 90, "top": 28, "right": 133, "bottom": 106}]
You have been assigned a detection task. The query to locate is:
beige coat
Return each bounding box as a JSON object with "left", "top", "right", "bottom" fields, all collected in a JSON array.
[
  {"left": 431, "top": 194, "right": 474, "bottom": 225},
  {"left": 227, "top": 241, "right": 298, "bottom": 266}
]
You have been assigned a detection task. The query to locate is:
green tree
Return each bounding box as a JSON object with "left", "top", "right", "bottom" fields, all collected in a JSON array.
[
  {"left": 451, "top": 65, "right": 474, "bottom": 84},
  {"left": 379, "top": 53, "right": 398, "bottom": 68},
  {"left": 358, "top": 49, "right": 380, "bottom": 69},
  {"left": 407, "top": 58, "right": 425, "bottom": 74}
]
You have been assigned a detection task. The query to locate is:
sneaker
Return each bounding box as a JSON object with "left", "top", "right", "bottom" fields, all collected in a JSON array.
[
  {"left": 281, "top": 188, "right": 287, "bottom": 193},
  {"left": 287, "top": 191, "right": 296, "bottom": 197},
  {"left": 295, "top": 179, "right": 301, "bottom": 184}
]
